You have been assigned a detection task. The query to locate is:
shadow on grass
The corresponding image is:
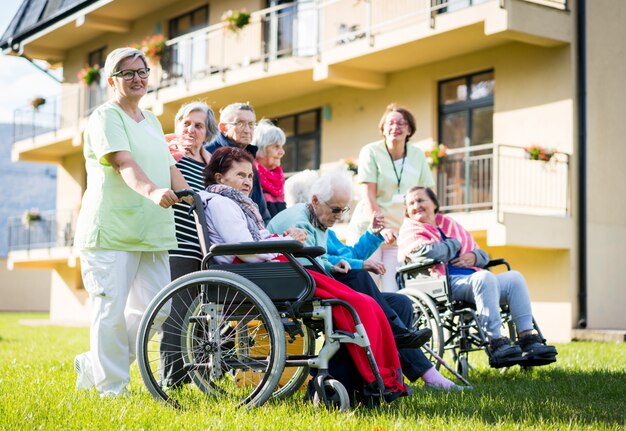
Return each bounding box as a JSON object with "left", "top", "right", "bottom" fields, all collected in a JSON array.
[{"left": 382, "top": 367, "right": 626, "bottom": 428}]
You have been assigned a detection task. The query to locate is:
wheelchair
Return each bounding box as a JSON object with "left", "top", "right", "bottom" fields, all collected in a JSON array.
[
  {"left": 135, "top": 192, "right": 386, "bottom": 410},
  {"left": 397, "top": 258, "right": 556, "bottom": 379}
]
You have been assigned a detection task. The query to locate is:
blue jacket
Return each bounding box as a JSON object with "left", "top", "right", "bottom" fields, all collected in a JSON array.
[
  {"left": 326, "top": 229, "right": 384, "bottom": 269},
  {"left": 204, "top": 133, "right": 271, "bottom": 225}
]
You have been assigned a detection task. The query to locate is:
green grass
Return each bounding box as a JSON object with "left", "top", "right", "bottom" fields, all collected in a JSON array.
[{"left": 1, "top": 312, "right": 624, "bottom": 430}]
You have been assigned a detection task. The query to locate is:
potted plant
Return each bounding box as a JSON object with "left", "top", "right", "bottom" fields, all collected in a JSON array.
[
  {"left": 425, "top": 143, "right": 448, "bottom": 169},
  {"left": 138, "top": 34, "right": 166, "bottom": 63},
  {"left": 524, "top": 144, "right": 557, "bottom": 162},
  {"left": 77, "top": 64, "right": 101, "bottom": 86},
  {"left": 30, "top": 96, "right": 46, "bottom": 111},
  {"left": 21, "top": 208, "right": 41, "bottom": 227},
  {"left": 342, "top": 158, "right": 358, "bottom": 175},
  {"left": 221, "top": 9, "right": 251, "bottom": 33}
]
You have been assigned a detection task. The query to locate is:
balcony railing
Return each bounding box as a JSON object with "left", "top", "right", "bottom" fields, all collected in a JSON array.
[
  {"left": 11, "top": 0, "right": 568, "bottom": 145},
  {"left": 12, "top": 84, "right": 108, "bottom": 144},
  {"left": 7, "top": 210, "right": 76, "bottom": 252},
  {"left": 160, "top": 2, "right": 317, "bottom": 87},
  {"left": 436, "top": 143, "right": 570, "bottom": 220}
]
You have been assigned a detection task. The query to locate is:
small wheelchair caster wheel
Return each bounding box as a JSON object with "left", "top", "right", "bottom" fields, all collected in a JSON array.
[
  {"left": 313, "top": 378, "right": 350, "bottom": 411},
  {"left": 457, "top": 356, "right": 470, "bottom": 379}
]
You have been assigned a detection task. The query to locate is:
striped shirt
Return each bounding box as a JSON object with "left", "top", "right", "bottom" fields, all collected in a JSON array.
[{"left": 169, "top": 156, "right": 206, "bottom": 261}]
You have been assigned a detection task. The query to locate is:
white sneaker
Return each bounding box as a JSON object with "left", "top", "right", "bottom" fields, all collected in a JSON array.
[{"left": 74, "top": 353, "right": 95, "bottom": 390}]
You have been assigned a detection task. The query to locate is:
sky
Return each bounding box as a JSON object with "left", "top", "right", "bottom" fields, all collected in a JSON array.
[{"left": 0, "top": 0, "right": 62, "bottom": 123}]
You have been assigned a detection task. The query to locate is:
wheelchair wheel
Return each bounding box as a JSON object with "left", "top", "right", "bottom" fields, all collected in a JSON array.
[
  {"left": 399, "top": 289, "right": 444, "bottom": 367},
  {"left": 272, "top": 323, "right": 315, "bottom": 399},
  {"left": 312, "top": 378, "right": 350, "bottom": 411},
  {"left": 136, "top": 270, "right": 286, "bottom": 409}
]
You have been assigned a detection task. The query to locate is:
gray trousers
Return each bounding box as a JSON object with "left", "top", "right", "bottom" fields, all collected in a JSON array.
[{"left": 449, "top": 270, "right": 533, "bottom": 340}]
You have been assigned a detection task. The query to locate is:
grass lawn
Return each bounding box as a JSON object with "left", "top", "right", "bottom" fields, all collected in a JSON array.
[{"left": 0, "top": 312, "right": 624, "bottom": 431}]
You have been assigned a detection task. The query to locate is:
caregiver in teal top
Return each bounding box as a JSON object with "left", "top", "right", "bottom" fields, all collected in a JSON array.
[
  {"left": 349, "top": 104, "right": 434, "bottom": 292},
  {"left": 73, "top": 47, "right": 190, "bottom": 397}
]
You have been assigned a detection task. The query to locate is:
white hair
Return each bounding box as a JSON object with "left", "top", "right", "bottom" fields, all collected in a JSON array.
[
  {"left": 174, "top": 101, "right": 219, "bottom": 144},
  {"left": 219, "top": 102, "right": 255, "bottom": 123},
  {"left": 104, "top": 47, "right": 147, "bottom": 78},
  {"left": 252, "top": 119, "right": 286, "bottom": 156},
  {"left": 284, "top": 170, "right": 319, "bottom": 206},
  {"left": 310, "top": 170, "right": 353, "bottom": 203}
]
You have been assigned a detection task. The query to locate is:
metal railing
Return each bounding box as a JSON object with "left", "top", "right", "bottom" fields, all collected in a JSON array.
[
  {"left": 160, "top": 2, "right": 316, "bottom": 87},
  {"left": 437, "top": 143, "right": 570, "bottom": 219},
  {"left": 12, "top": 84, "right": 107, "bottom": 144},
  {"left": 7, "top": 210, "right": 76, "bottom": 252},
  {"left": 10, "top": 0, "right": 568, "bottom": 144}
]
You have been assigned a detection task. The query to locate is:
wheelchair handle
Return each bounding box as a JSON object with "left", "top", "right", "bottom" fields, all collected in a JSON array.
[{"left": 174, "top": 189, "right": 195, "bottom": 198}]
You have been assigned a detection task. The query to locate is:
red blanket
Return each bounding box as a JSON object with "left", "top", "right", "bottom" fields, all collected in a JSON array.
[{"left": 308, "top": 270, "right": 406, "bottom": 396}]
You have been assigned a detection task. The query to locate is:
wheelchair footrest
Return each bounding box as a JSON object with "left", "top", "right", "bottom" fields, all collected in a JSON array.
[
  {"left": 489, "top": 356, "right": 526, "bottom": 369},
  {"left": 523, "top": 354, "right": 558, "bottom": 367}
]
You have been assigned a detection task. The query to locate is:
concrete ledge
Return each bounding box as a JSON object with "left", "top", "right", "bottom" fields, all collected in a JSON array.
[{"left": 572, "top": 329, "right": 626, "bottom": 343}]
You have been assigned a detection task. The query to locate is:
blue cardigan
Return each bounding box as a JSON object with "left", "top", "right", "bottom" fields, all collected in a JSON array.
[{"left": 326, "top": 229, "right": 384, "bottom": 269}]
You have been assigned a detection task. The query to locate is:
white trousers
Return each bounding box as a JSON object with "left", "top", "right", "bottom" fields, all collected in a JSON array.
[
  {"left": 79, "top": 249, "right": 170, "bottom": 395},
  {"left": 368, "top": 244, "right": 400, "bottom": 293}
]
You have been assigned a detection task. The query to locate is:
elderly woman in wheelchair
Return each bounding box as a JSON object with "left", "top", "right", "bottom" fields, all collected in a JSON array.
[
  {"left": 397, "top": 187, "right": 557, "bottom": 369},
  {"left": 177, "top": 146, "right": 411, "bottom": 405}
]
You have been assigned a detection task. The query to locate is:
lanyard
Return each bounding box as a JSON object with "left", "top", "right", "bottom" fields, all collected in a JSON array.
[{"left": 385, "top": 142, "right": 407, "bottom": 193}]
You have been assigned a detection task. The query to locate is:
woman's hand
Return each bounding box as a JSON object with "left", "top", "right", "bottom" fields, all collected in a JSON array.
[
  {"left": 331, "top": 260, "right": 351, "bottom": 274},
  {"left": 451, "top": 252, "right": 477, "bottom": 268},
  {"left": 149, "top": 188, "right": 180, "bottom": 208},
  {"left": 380, "top": 228, "right": 397, "bottom": 245},
  {"left": 283, "top": 227, "right": 307, "bottom": 243},
  {"left": 362, "top": 259, "right": 386, "bottom": 275},
  {"left": 370, "top": 211, "right": 385, "bottom": 235}
]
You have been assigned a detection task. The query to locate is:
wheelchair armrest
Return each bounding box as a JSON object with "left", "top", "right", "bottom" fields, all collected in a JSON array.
[
  {"left": 209, "top": 240, "right": 303, "bottom": 256},
  {"left": 397, "top": 258, "right": 439, "bottom": 275},
  {"left": 485, "top": 258, "right": 511, "bottom": 271},
  {"left": 292, "top": 246, "right": 326, "bottom": 259}
]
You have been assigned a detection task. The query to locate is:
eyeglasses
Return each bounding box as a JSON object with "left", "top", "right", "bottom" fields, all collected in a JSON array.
[
  {"left": 324, "top": 202, "right": 350, "bottom": 214},
  {"left": 226, "top": 121, "right": 256, "bottom": 130},
  {"left": 112, "top": 68, "right": 151, "bottom": 81},
  {"left": 384, "top": 120, "right": 408, "bottom": 128}
]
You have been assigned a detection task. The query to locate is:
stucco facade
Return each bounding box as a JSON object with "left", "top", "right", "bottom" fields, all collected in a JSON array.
[{"left": 2, "top": 0, "right": 624, "bottom": 342}]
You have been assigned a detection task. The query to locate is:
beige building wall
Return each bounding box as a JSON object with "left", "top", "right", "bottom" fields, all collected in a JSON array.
[
  {"left": 585, "top": 1, "right": 626, "bottom": 330},
  {"left": 0, "top": 258, "right": 50, "bottom": 311}
]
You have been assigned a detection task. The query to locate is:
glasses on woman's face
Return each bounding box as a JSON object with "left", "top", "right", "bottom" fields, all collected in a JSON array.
[
  {"left": 385, "top": 120, "right": 408, "bottom": 128},
  {"left": 226, "top": 121, "right": 257, "bottom": 130},
  {"left": 112, "top": 68, "right": 150, "bottom": 81},
  {"left": 324, "top": 202, "right": 350, "bottom": 214}
]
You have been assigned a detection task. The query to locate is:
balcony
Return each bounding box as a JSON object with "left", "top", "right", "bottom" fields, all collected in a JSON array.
[
  {"left": 436, "top": 143, "right": 572, "bottom": 248},
  {"left": 7, "top": 210, "right": 77, "bottom": 269},
  {"left": 10, "top": 0, "right": 571, "bottom": 154},
  {"left": 11, "top": 84, "right": 108, "bottom": 163}
]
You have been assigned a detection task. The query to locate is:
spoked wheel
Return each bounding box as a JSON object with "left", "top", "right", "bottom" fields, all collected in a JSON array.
[
  {"left": 272, "top": 324, "right": 316, "bottom": 399},
  {"left": 312, "top": 378, "right": 350, "bottom": 411},
  {"left": 136, "top": 270, "right": 286, "bottom": 409},
  {"left": 399, "top": 290, "right": 444, "bottom": 367}
]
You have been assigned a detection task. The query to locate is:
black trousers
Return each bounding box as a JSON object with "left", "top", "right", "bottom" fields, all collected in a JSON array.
[
  {"left": 159, "top": 256, "right": 200, "bottom": 387},
  {"left": 334, "top": 269, "right": 433, "bottom": 381}
]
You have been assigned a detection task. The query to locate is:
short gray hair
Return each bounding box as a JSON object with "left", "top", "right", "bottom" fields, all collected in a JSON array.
[
  {"left": 252, "top": 119, "right": 286, "bottom": 156},
  {"left": 284, "top": 170, "right": 319, "bottom": 206},
  {"left": 219, "top": 102, "right": 255, "bottom": 123},
  {"left": 104, "top": 47, "right": 148, "bottom": 78},
  {"left": 174, "top": 101, "right": 219, "bottom": 144},
  {"left": 310, "top": 170, "right": 353, "bottom": 203}
]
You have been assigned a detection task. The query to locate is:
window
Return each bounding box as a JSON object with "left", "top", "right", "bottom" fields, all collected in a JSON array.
[
  {"left": 437, "top": 70, "right": 494, "bottom": 212},
  {"left": 163, "top": 6, "right": 209, "bottom": 84},
  {"left": 169, "top": 6, "right": 209, "bottom": 38},
  {"left": 273, "top": 109, "right": 321, "bottom": 173},
  {"left": 432, "top": 0, "right": 491, "bottom": 14}
]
